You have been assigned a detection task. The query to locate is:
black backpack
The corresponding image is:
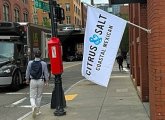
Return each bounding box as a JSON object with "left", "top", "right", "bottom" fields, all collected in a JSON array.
[{"left": 30, "top": 61, "right": 42, "bottom": 79}]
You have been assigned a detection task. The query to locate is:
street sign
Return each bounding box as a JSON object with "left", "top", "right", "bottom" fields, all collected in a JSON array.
[{"left": 34, "top": 0, "right": 50, "bottom": 12}]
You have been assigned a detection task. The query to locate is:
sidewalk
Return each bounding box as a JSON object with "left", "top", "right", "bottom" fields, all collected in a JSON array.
[{"left": 21, "top": 67, "right": 150, "bottom": 120}]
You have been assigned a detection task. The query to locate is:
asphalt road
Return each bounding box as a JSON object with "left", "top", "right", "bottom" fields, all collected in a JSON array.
[{"left": 0, "top": 61, "right": 83, "bottom": 120}]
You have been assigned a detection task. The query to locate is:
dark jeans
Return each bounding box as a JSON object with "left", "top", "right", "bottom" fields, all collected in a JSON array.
[{"left": 118, "top": 63, "right": 123, "bottom": 71}]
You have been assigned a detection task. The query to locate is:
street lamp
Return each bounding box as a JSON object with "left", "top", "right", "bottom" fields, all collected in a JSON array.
[{"left": 48, "top": 0, "right": 66, "bottom": 116}]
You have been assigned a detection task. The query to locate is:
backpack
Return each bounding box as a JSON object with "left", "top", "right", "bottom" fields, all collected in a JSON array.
[{"left": 30, "top": 61, "right": 42, "bottom": 79}]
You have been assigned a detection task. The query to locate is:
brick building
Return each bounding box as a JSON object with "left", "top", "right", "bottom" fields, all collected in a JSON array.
[
  {"left": 81, "top": 2, "right": 87, "bottom": 28},
  {"left": 0, "top": 0, "right": 29, "bottom": 22},
  {"left": 129, "top": 0, "right": 165, "bottom": 120},
  {"left": 56, "top": 0, "right": 82, "bottom": 28},
  {"left": 29, "top": 0, "right": 50, "bottom": 26}
]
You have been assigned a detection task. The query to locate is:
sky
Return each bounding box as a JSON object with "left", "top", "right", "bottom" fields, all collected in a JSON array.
[{"left": 81, "top": 0, "right": 109, "bottom": 4}]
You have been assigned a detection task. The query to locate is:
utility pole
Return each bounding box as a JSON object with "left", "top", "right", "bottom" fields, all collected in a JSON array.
[{"left": 48, "top": 0, "right": 66, "bottom": 116}]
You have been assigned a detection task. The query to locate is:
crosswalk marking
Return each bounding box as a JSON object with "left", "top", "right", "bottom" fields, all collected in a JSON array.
[
  {"left": 5, "top": 94, "right": 78, "bottom": 108},
  {"left": 6, "top": 92, "right": 53, "bottom": 95},
  {"left": 12, "top": 97, "right": 27, "bottom": 105}
]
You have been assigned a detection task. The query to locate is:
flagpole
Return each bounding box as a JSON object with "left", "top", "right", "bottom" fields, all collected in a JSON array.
[
  {"left": 82, "top": 3, "right": 151, "bottom": 34},
  {"left": 127, "top": 21, "right": 151, "bottom": 33}
]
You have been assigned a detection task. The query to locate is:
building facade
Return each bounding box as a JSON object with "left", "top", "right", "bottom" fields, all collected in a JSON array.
[
  {"left": 29, "top": 0, "right": 50, "bottom": 26},
  {"left": 129, "top": 0, "right": 165, "bottom": 120},
  {"left": 112, "top": 4, "right": 120, "bottom": 15},
  {"left": 81, "top": 2, "right": 87, "bottom": 28},
  {"left": 95, "top": 3, "right": 113, "bottom": 13},
  {"left": 56, "top": 0, "right": 82, "bottom": 28},
  {"left": 0, "top": 0, "right": 29, "bottom": 22}
]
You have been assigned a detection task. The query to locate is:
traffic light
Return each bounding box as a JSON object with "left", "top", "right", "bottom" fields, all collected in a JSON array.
[
  {"left": 50, "top": 1, "right": 65, "bottom": 22},
  {"left": 55, "top": 6, "right": 65, "bottom": 22}
]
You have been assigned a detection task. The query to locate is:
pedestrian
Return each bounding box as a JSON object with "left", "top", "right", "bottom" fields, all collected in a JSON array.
[
  {"left": 25, "top": 50, "right": 49, "bottom": 118},
  {"left": 116, "top": 54, "right": 124, "bottom": 71},
  {"left": 126, "top": 52, "right": 130, "bottom": 69}
]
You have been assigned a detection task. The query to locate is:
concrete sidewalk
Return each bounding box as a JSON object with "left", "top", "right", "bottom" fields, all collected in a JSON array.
[{"left": 20, "top": 70, "right": 150, "bottom": 120}]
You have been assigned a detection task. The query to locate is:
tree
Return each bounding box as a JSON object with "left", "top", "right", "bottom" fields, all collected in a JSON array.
[{"left": 119, "top": 13, "right": 129, "bottom": 58}]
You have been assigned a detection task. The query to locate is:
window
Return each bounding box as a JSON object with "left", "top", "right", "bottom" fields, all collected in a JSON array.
[
  {"left": 14, "top": 8, "right": 20, "bottom": 22},
  {"left": 23, "top": 12, "right": 28, "bottom": 22},
  {"left": 22, "top": 0, "right": 27, "bottom": 4},
  {"left": 65, "top": 3, "right": 70, "bottom": 11},
  {"left": 75, "top": 16, "right": 76, "bottom": 24},
  {"left": 77, "top": 19, "right": 79, "bottom": 25},
  {"left": 74, "top": 5, "right": 75, "bottom": 12},
  {"left": 43, "top": 17, "right": 48, "bottom": 25},
  {"left": 76, "top": 6, "right": 77, "bottom": 14},
  {"left": 78, "top": 9, "right": 80, "bottom": 15},
  {"left": 33, "top": 5, "right": 37, "bottom": 14},
  {"left": 66, "top": 16, "right": 71, "bottom": 24},
  {"left": 33, "top": 15, "right": 38, "bottom": 24},
  {"left": 0, "top": 42, "right": 14, "bottom": 58},
  {"left": 3, "top": 4, "right": 9, "bottom": 21}
]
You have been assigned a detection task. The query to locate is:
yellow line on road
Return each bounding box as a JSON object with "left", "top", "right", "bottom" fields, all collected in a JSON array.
[{"left": 65, "top": 94, "right": 78, "bottom": 101}]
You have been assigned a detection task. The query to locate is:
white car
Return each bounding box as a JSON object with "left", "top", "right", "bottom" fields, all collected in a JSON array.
[{"left": 62, "top": 26, "right": 74, "bottom": 31}]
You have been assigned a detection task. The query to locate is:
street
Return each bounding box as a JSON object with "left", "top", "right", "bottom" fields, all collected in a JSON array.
[
  {"left": 0, "top": 61, "right": 83, "bottom": 120},
  {"left": 19, "top": 60, "right": 134, "bottom": 120},
  {"left": 0, "top": 61, "right": 129, "bottom": 120}
]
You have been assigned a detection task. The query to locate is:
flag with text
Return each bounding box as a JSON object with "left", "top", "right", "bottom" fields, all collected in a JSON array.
[{"left": 82, "top": 6, "right": 127, "bottom": 87}]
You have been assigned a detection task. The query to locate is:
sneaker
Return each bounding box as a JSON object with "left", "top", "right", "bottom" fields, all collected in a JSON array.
[
  {"left": 36, "top": 111, "right": 41, "bottom": 116},
  {"left": 36, "top": 107, "right": 41, "bottom": 116},
  {"left": 32, "top": 107, "right": 37, "bottom": 118}
]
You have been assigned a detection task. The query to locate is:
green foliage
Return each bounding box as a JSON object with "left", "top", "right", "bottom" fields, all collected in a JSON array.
[
  {"left": 42, "top": 19, "right": 51, "bottom": 28},
  {"left": 119, "top": 13, "right": 129, "bottom": 53},
  {"left": 120, "top": 25, "right": 129, "bottom": 53}
]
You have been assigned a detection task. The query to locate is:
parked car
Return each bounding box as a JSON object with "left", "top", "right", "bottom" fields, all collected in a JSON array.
[
  {"left": 62, "top": 26, "right": 74, "bottom": 31},
  {"left": 66, "top": 55, "right": 75, "bottom": 62}
]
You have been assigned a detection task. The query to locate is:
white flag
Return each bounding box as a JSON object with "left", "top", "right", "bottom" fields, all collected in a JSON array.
[{"left": 82, "top": 6, "right": 127, "bottom": 87}]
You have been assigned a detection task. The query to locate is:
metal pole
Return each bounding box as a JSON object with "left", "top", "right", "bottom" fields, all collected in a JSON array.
[
  {"left": 53, "top": 74, "right": 66, "bottom": 116},
  {"left": 127, "top": 21, "right": 151, "bottom": 33},
  {"left": 49, "top": 0, "right": 66, "bottom": 116},
  {"left": 49, "top": 0, "right": 58, "bottom": 37},
  {"left": 49, "top": 0, "right": 56, "bottom": 37}
]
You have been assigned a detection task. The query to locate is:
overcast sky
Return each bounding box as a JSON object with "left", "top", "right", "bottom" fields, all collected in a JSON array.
[{"left": 81, "top": 0, "right": 109, "bottom": 4}]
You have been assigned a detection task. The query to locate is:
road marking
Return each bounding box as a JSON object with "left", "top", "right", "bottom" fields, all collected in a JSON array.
[
  {"left": 5, "top": 97, "right": 27, "bottom": 107},
  {"left": 6, "top": 93, "right": 78, "bottom": 107},
  {"left": 6, "top": 92, "right": 52, "bottom": 95},
  {"left": 6, "top": 93, "right": 28, "bottom": 95},
  {"left": 12, "top": 97, "right": 27, "bottom": 105},
  {"left": 111, "top": 76, "right": 130, "bottom": 78},
  {"left": 65, "top": 79, "right": 85, "bottom": 94},
  {"left": 19, "top": 105, "right": 31, "bottom": 108},
  {"left": 17, "top": 79, "right": 85, "bottom": 120},
  {"left": 6, "top": 93, "right": 78, "bottom": 108},
  {"left": 17, "top": 112, "right": 32, "bottom": 120},
  {"left": 65, "top": 94, "right": 78, "bottom": 101}
]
